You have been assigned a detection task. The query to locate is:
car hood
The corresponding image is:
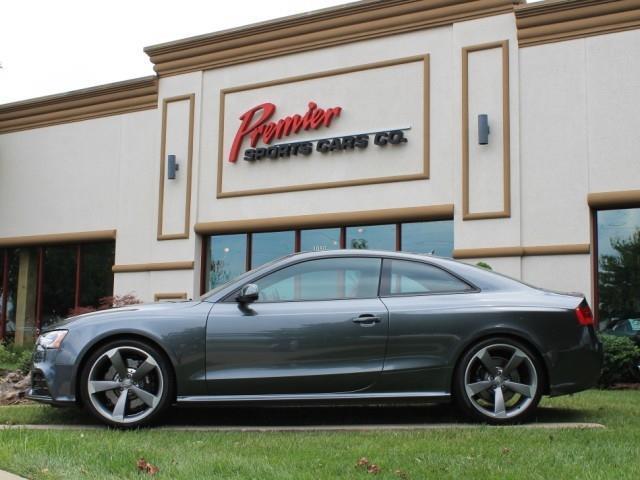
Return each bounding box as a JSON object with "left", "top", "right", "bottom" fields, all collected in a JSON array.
[{"left": 47, "top": 301, "right": 202, "bottom": 331}]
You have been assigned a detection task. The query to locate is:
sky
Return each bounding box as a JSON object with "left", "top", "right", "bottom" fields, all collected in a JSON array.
[{"left": 0, "top": 0, "right": 543, "bottom": 105}]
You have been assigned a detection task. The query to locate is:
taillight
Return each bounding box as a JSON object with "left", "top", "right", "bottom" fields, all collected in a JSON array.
[{"left": 575, "top": 302, "right": 594, "bottom": 326}]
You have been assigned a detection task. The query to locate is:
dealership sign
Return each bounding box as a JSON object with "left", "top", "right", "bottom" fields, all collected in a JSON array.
[{"left": 229, "top": 101, "right": 408, "bottom": 163}]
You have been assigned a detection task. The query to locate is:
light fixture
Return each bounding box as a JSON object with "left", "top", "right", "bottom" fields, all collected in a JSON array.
[
  {"left": 478, "top": 114, "right": 490, "bottom": 145},
  {"left": 223, "top": 247, "right": 230, "bottom": 253},
  {"left": 167, "top": 154, "right": 180, "bottom": 180}
]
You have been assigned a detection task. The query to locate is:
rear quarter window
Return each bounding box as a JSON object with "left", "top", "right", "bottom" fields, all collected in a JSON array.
[{"left": 383, "top": 259, "right": 474, "bottom": 295}]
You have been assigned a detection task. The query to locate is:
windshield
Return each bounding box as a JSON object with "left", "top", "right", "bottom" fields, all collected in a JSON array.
[{"left": 199, "top": 254, "right": 297, "bottom": 300}]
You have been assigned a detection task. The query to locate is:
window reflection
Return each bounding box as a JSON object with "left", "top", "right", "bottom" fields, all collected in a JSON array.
[
  {"left": 597, "top": 208, "right": 640, "bottom": 325},
  {"left": 346, "top": 225, "right": 395, "bottom": 250},
  {"left": 402, "top": 221, "right": 454, "bottom": 257},
  {"left": 300, "top": 228, "right": 341, "bottom": 252},
  {"left": 255, "top": 257, "right": 381, "bottom": 302},
  {"left": 1, "top": 242, "right": 116, "bottom": 344},
  {"left": 251, "top": 231, "right": 295, "bottom": 268},
  {"left": 79, "top": 243, "right": 115, "bottom": 308},
  {"left": 208, "top": 234, "right": 247, "bottom": 289},
  {"left": 388, "top": 259, "right": 470, "bottom": 294},
  {"left": 41, "top": 246, "right": 76, "bottom": 328},
  {"left": 203, "top": 220, "right": 455, "bottom": 293}
]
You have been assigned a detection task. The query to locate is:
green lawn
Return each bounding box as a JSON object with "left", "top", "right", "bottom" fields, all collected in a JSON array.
[{"left": 0, "top": 390, "right": 639, "bottom": 479}]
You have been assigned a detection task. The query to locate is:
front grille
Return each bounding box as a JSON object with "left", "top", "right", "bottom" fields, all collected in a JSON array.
[{"left": 30, "top": 371, "right": 51, "bottom": 397}]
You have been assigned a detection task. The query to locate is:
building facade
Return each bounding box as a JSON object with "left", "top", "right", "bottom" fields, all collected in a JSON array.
[{"left": 1, "top": 0, "right": 640, "bottom": 344}]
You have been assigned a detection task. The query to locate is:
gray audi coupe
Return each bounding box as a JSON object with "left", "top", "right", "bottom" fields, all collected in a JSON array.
[{"left": 28, "top": 250, "right": 602, "bottom": 427}]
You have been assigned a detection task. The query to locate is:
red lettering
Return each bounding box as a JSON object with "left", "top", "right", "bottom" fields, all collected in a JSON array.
[
  {"left": 229, "top": 103, "right": 276, "bottom": 163},
  {"left": 323, "top": 107, "right": 342, "bottom": 127},
  {"left": 310, "top": 108, "right": 326, "bottom": 129},
  {"left": 228, "top": 101, "right": 342, "bottom": 163},
  {"left": 301, "top": 101, "right": 317, "bottom": 130}
]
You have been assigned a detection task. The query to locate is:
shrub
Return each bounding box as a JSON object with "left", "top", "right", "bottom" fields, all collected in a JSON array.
[
  {"left": 598, "top": 334, "right": 640, "bottom": 387},
  {"left": 0, "top": 343, "right": 32, "bottom": 373},
  {"left": 67, "top": 293, "right": 142, "bottom": 318}
]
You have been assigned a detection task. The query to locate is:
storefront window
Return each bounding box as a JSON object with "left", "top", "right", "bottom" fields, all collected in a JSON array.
[
  {"left": 597, "top": 208, "right": 640, "bottom": 327},
  {"left": 0, "top": 242, "right": 115, "bottom": 344},
  {"left": 346, "top": 224, "right": 395, "bottom": 250},
  {"left": 0, "top": 252, "right": 4, "bottom": 337},
  {"left": 203, "top": 220, "right": 455, "bottom": 293},
  {"left": 79, "top": 242, "right": 115, "bottom": 309},
  {"left": 41, "top": 246, "right": 76, "bottom": 328},
  {"left": 300, "top": 228, "right": 341, "bottom": 252},
  {"left": 402, "top": 221, "right": 454, "bottom": 257},
  {"left": 251, "top": 231, "right": 295, "bottom": 268},
  {"left": 208, "top": 234, "right": 247, "bottom": 289}
]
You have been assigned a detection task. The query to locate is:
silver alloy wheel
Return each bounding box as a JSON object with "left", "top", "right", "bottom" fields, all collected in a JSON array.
[
  {"left": 463, "top": 343, "right": 538, "bottom": 419},
  {"left": 87, "top": 346, "right": 164, "bottom": 425}
]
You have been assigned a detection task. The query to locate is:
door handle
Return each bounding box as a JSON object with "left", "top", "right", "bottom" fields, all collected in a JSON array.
[{"left": 352, "top": 314, "right": 381, "bottom": 326}]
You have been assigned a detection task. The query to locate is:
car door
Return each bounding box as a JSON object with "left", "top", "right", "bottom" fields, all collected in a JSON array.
[{"left": 206, "top": 256, "right": 388, "bottom": 395}]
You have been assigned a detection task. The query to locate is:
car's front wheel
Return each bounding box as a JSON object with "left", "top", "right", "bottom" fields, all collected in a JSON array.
[
  {"left": 80, "top": 339, "right": 173, "bottom": 428},
  {"left": 454, "top": 337, "right": 543, "bottom": 424}
]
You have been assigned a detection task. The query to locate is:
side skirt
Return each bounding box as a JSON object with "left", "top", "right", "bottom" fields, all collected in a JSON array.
[{"left": 176, "top": 391, "right": 451, "bottom": 403}]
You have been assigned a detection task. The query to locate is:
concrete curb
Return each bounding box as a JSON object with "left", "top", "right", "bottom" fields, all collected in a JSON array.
[
  {"left": 0, "top": 422, "right": 605, "bottom": 432},
  {"left": 0, "top": 470, "right": 26, "bottom": 480}
]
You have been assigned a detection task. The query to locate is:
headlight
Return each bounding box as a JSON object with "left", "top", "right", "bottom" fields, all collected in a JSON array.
[{"left": 36, "top": 330, "right": 68, "bottom": 349}]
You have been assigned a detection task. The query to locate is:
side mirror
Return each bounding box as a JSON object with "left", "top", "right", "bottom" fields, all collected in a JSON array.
[{"left": 236, "top": 283, "right": 259, "bottom": 304}]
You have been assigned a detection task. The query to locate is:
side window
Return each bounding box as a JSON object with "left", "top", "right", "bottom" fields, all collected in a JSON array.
[
  {"left": 385, "top": 259, "right": 472, "bottom": 295},
  {"left": 253, "top": 257, "right": 381, "bottom": 302}
]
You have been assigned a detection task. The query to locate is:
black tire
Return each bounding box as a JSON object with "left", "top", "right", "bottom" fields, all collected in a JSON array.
[
  {"left": 79, "top": 339, "right": 174, "bottom": 428},
  {"left": 453, "top": 337, "right": 544, "bottom": 424}
]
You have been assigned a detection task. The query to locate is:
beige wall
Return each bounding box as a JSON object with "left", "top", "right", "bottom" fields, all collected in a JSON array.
[{"left": 2, "top": 10, "right": 640, "bottom": 304}]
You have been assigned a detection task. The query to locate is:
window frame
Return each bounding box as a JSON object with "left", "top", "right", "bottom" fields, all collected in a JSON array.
[
  {"left": 592, "top": 205, "right": 640, "bottom": 326},
  {"left": 201, "top": 219, "right": 456, "bottom": 295},
  {"left": 0, "top": 241, "right": 115, "bottom": 341},
  {"left": 221, "top": 255, "right": 384, "bottom": 304},
  {"left": 379, "top": 258, "right": 478, "bottom": 297}
]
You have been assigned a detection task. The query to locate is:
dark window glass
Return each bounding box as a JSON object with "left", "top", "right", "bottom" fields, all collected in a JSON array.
[
  {"left": 41, "top": 246, "right": 77, "bottom": 328},
  {"left": 251, "top": 231, "right": 295, "bottom": 268},
  {"left": 346, "top": 225, "right": 395, "bottom": 250},
  {"left": 386, "top": 259, "right": 471, "bottom": 295},
  {"left": 300, "top": 228, "right": 341, "bottom": 252},
  {"left": 0, "top": 251, "right": 3, "bottom": 337},
  {"left": 254, "top": 257, "right": 381, "bottom": 302},
  {"left": 402, "top": 221, "right": 453, "bottom": 257},
  {"left": 597, "top": 208, "right": 640, "bottom": 326},
  {"left": 208, "top": 234, "right": 247, "bottom": 290},
  {"left": 79, "top": 242, "right": 115, "bottom": 308}
]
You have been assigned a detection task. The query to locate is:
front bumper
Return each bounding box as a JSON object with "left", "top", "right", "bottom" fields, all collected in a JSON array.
[
  {"left": 548, "top": 326, "right": 603, "bottom": 396},
  {"left": 26, "top": 344, "right": 77, "bottom": 406}
]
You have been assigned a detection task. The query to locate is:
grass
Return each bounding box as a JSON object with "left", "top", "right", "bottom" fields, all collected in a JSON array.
[{"left": 0, "top": 390, "right": 638, "bottom": 479}]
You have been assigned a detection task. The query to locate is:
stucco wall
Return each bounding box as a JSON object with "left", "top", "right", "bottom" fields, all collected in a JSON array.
[{"left": 2, "top": 11, "right": 640, "bottom": 304}]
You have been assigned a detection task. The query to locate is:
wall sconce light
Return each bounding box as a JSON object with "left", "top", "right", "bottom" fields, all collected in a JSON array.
[
  {"left": 478, "top": 114, "right": 490, "bottom": 145},
  {"left": 167, "top": 154, "right": 179, "bottom": 180}
]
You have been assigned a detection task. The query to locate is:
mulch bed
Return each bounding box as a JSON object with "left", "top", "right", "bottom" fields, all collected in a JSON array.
[{"left": 0, "top": 371, "right": 31, "bottom": 405}]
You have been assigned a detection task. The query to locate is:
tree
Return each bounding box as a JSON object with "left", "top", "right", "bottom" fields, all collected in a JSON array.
[{"left": 599, "top": 229, "right": 640, "bottom": 321}]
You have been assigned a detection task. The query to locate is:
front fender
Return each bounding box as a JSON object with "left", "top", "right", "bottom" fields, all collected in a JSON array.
[{"left": 56, "top": 302, "right": 211, "bottom": 402}]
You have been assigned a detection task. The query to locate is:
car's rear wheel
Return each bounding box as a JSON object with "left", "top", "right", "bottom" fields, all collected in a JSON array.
[
  {"left": 454, "top": 337, "right": 543, "bottom": 424},
  {"left": 80, "top": 339, "right": 173, "bottom": 428}
]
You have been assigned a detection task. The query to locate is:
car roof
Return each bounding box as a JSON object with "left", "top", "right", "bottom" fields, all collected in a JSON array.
[
  {"left": 291, "top": 249, "right": 440, "bottom": 261},
  {"left": 201, "top": 248, "right": 533, "bottom": 303},
  {"left": 268, "top": 249, "right": 532, "bottom": 292}
]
